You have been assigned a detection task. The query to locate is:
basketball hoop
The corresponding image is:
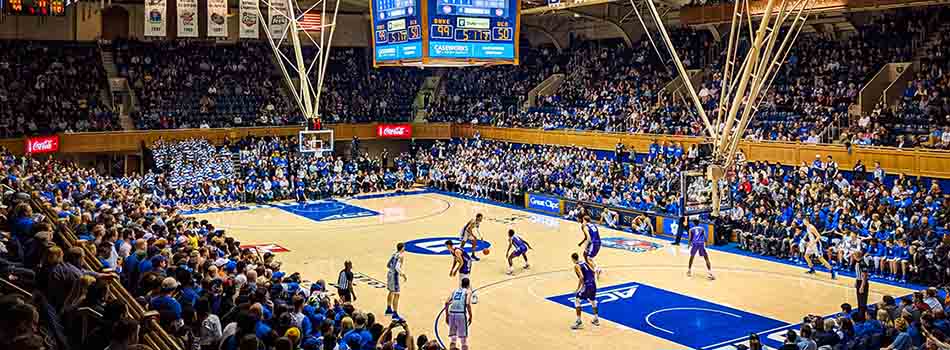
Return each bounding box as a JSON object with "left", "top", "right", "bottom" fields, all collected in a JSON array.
[{"left": 257, "top": 0, "right": 341, "bottom": 130}]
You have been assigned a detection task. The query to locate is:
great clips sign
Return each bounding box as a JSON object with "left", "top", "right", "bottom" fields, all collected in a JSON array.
[
  {"left": 376, "top": 124, "right": 412, "bottom": 139},
  {"left": 25, "top": 135, "right": 60, "bottom": 154}
]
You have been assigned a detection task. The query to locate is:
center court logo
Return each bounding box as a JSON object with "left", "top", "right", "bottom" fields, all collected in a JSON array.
[
  {"left": 404, "top": 237, "right": 491, "bottom": 255},
  {"left": 601, "top": 237, "right": 662, "bottom": 253}
]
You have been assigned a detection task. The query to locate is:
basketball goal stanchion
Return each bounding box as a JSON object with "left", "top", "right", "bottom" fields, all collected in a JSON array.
[
  {"left": 256, "top": 0, "right": 339, "bottom": 153},
  {"left": 630, "top": 0, "right": 815, "bottom": 216}
]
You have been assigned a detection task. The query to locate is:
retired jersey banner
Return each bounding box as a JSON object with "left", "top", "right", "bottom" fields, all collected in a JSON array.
[
  {"left": 268, "top": 0, "right": 290, "bottom": 39},
  {"left": 144, "top": 0, "right": 167, "bottom": 37},
  {"left": 176, "top": 0, "right": 198, "bottom": 37},
  {"left": 239, "top": 0, "right": 260, "bottom": 39},
  {"left": 207, "top": 0, "right": 228, "bottom": 37}
]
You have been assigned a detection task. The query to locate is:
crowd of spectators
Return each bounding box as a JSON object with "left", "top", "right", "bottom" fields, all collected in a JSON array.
[
  {"left": 143, "top": 136, "right": 417, "bottom": 209},
  {"left": 115, "top": 40, "right": 301, "bottom": 129},
  {"left": 0, "top": 40, "right": 118, "bottom": 137},
  {"left": 0, "top": 136, "right": 441, "bottom": 350},
  {"left": 319, "top": 48, "right": 426, "bottom": 123},
  {"left": 425, "top": 47, "right": 567, "bottom": 124}
]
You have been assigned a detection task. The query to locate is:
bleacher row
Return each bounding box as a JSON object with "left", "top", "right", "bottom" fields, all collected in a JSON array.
[{"left": 0, "top": 7, "right": 949, "bottom": 149}]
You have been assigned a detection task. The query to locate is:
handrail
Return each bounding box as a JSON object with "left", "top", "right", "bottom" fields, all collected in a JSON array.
[
  {"left": 0, "top": 276, "right": 32, "bottom": 298},
  {"left": 29, "top": 199, "right": 184, "bottom": 350}
]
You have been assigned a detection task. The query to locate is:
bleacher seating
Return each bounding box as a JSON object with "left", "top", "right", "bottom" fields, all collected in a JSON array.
[{"left": 0, "top": 40, "right": 118, "bottom": 137}]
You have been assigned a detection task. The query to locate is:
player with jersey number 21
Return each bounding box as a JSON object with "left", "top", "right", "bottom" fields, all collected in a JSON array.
[{"left": 444, "top": 277, "right": 474, "bottom": 350}]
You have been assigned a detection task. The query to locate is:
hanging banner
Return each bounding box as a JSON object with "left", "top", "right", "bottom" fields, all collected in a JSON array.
[
  {"left": 239, "top": 0, "right": 260, "bottom": 39},
  {"left": 268, "top": 0, "right": 290, "bottom": 40},
  {"left": 177, "top": 0, "right": 198, "bottom": 37},
  {"left": 207, "top": 0, "right": 228, "bottom": 37},
  {"left": 144, "top": 0, "right": 167, "bottom": 37}
]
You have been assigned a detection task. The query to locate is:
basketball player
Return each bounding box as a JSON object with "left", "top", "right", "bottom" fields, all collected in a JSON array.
[
  {"left": 803, "top": 217, "right": 837, "bottom": 279},
  {"left": 447, "top": 240, "right": 478, "bottom": 304},
  {"left": 686, "top": 217, "right": 715, "bottom": 280},
  {"left": 444, "top": 277, "right": 474, "bottom": 350},
  {"left": 506, "top": 229, "right": 532, "bottom": 275},
  {"left": 571, "top": 252, "right": 599, "bottom": 330},
  {"left": 386, "top": 242, "right": 408, "bottom": 320},
  {"left": 577, "top": 216, "right": 602, "bottom": 278},
  {"left": 460, "top": 213, "right": 484, "bottom": 261}
]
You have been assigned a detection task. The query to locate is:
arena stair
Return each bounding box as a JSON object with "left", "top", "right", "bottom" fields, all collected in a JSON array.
[
  {"left": 414, "top": 75, "right": 442, "bottom": 122},
  {"left": 856, "top": 62, "right": 914, "bottom": 115},
  {"left": 100, "top": 47, "right": 137, "bottom": 130},
  {"left": 523, "top": 73, "right": 565, "bottom": 110},
  {"left": 658, "top": 69, "right": 704, "bottom": 101}
]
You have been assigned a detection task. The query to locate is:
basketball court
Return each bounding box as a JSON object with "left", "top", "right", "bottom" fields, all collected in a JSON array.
[{"left": 192, "top": 190, "right": 914, "bottom": 350}]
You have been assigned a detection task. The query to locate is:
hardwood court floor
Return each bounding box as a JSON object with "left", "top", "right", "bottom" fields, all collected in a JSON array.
[{"left": 194, "top": 191, "right": 914, "bottom": 350}]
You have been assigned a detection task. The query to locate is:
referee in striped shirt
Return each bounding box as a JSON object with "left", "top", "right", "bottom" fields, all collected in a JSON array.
[{"left": 337, "top": 260, "right": 357, "bottom": 303}]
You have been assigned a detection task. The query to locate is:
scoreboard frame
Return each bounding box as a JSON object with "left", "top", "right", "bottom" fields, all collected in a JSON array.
[{"left": 369, "top": 0, "right": 521, "bottom": 67}]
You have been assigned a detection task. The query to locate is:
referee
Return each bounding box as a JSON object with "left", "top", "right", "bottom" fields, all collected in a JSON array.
[
  {"left": 854, "top": 251, "right": 870, "bottom": 311},
  {"left": 337, "top": 260, "right": 357, "bottom": 303}
]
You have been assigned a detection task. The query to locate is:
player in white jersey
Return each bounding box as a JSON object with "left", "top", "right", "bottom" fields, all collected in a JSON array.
[
  {"left": 443, "top": 277, "right": 473, "bottom": 350},
  {"left": 386, "top": 242, "right": 408, "bottom": 320},
  {"left": 803, "top": 217, "right": 836, "bottom": 279},
  {"left": 460, "top": 213, "right": 484, "bottom": 261}
]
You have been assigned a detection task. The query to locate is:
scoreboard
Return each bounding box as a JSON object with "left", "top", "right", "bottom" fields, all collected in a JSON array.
[
  {"left": 3, "top": 0, "right": 70, "bottom": 16},
  {"left": 370, "top": 0, "right": 519, "bottom": 66}
]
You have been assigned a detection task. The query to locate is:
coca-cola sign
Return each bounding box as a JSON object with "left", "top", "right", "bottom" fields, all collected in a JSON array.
[
  {"left": 25, "top": 135, "right": 60, "bottom": 154},
  {"left": 376, "top": 124, "right": 412, "bottom": 139}
]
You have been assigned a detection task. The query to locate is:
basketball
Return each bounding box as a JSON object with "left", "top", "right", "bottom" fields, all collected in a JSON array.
[{"left": 483, "top": 249, "right": 490, "bottom": 255}]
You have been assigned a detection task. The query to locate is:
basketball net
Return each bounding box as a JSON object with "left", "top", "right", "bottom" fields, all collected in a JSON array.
[{"left": 257, "top": 0, "right": 341, "bottom": 130}]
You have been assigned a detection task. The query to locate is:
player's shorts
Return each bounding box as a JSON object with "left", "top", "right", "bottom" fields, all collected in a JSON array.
[
  {"left": 511, "top": 247, "right": 526, "bottom": 257},
  {"left": 576, "top": 283, "right": 597, "bottom": 301},
  {"left": 585, "top": 242, "right": 601, "bottom": 258},
  {"left": 459, "top": 228, "right": 474, "bottom": 241},
  {"left": 387, "top": 271, "right": 400, "bottom": 293},
  {"left": 690, "top": 243, "right": 707, "bottom": 257},
  {"left": 805, "top": 244, "right": 821, "bottom": 256},
  {"left": 448, "top": 313, "right": 469, "bottom": 338}
]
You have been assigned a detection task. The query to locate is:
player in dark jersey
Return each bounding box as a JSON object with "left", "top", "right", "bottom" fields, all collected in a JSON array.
[
  {"left": 506, "top": 229, "right": 532, "bottom": 275},
  {"left": 571, "top": 252, "right": 599, "bottom": 330},
  {"left": 686, "top": 217, "right": 715, "bottom": 280},
  {"left": 447, "top": 240, "right": 478, "bottom": 304},
  {"left": 578, "top": 216, "right": 602, "bottom": 278}
]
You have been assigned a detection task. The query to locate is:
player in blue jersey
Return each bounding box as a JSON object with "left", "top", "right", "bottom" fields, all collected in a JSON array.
[
  {"left": 686, "top": 217, "right": 715, "bottom": 280},
  {"left": 803, "top": 217, "right": 836, "bottom": 279},
  {"left": 443, "top": 277, "right": 474, "bottom": 350},
  {"left": 571, "top": 252, "right": 599, "bottom": 330},
  {"left": 506, "top": 229, "right": 532, "bottom": 275},
  {"left": 577, "top": 215, "right": 602, "bottom": 278},
  {"left": 460, "top": 213, "right": 484, "bottom": 261},
  {"left": 447, "top": 240, "right": 478, "bottom": 304},
  {"left": 385, "top": 242, "right": 407, "bottom": 320}
]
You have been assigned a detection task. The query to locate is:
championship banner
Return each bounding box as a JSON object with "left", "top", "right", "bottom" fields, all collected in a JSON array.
[
  {"left": 176, "top": 0, "right": 198, "bottom": 37},
  {"left": 207, "top": 0, "right": 228, "bottom": 37},
  {"left": 144, "top": 0, "right": 166, "bottom": 37},
  {"left": 268, "top": 0, "right": 290, "bottom": 40},
  {"left": 239, "top": 0, "right": 260, "bottom": 39}
]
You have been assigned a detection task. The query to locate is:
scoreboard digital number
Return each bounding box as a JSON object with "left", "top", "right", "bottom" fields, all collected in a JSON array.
[
  {"left": 3, "top": 0, "right": 69, "bottom": 16},
  {"left": 370, "top": 0, "right": 520, "bottom": 66},
  {"left": 427, "top": 0, "right": 517, "bottom": 61},
  {"left": 371, "top": 0, "right": 424, "bottom": 63}
]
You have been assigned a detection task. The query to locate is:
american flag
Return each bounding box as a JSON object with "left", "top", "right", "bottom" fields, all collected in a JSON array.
[{"left": 299, "top": 13, "right": 322, "bottom": 31}]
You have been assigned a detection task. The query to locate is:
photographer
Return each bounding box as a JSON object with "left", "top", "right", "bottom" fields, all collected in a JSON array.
[{"left": 380, "top": 318, "right": 415, "bottom": 350}]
